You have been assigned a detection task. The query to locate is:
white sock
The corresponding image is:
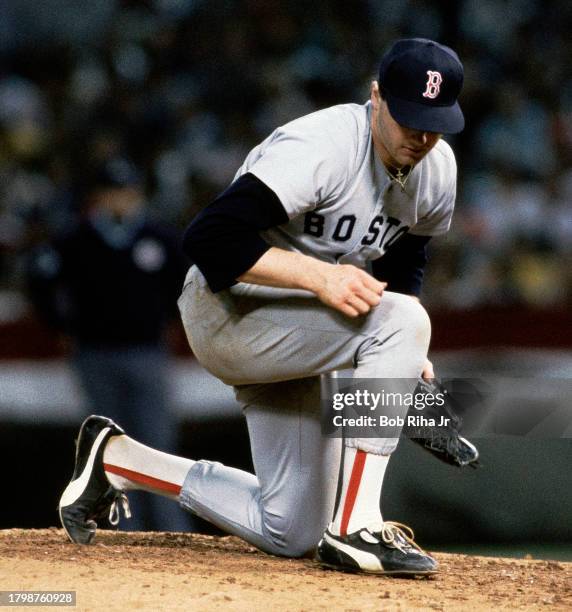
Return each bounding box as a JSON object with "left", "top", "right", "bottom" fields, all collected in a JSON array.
[
  {"left": 329, "top": 447, "right": 389, "bottom": 536},
  {"left": 103, "top": 435, "right": 195, "bottom": 501}
]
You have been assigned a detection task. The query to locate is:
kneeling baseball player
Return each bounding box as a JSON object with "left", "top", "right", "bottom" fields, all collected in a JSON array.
[{"left": 59, "top": 39, "right": 473, "bottom": 576}]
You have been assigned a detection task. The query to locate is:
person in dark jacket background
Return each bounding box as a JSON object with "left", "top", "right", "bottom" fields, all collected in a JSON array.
[{"left": 28, "top": 156, "right": 190, "bottom": 533}]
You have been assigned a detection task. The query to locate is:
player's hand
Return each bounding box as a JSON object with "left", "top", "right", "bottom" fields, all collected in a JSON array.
[{"left": 315, "top": 264, "right": 386, "bottom": 318}]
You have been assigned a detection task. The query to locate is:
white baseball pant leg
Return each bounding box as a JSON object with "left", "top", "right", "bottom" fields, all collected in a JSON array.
[{"left": 177, "top": 266, "right": 430, "bottom": 556}]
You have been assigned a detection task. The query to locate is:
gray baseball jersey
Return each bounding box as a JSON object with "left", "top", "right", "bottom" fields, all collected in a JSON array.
[{"left": 235, "top": 101, "right": 457, "bottom": 267}]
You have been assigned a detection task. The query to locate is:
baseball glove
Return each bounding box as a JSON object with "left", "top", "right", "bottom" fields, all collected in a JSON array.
[{"left": 403, "top": 377, "right": 480, "bottom": 468}]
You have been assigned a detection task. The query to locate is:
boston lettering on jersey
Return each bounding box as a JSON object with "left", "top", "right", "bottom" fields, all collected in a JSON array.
[{"left": 303, "top": 211, "right": 409, "bottom": 250}]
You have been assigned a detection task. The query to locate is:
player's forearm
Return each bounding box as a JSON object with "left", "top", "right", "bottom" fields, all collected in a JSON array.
[
  {"left": 237, "top": 246, "right": 330, "bottom": 293},
  {"left": 238, "top": 247, "right": 386, "bottom": 318}
]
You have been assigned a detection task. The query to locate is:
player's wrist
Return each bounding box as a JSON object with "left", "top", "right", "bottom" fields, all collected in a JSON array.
[{"left": 298, "top": 257, "right": 331, "bottom": 295}]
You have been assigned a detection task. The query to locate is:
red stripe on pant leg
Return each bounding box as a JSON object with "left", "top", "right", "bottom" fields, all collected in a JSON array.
[
  {"left": 104, "top": 463, "right": 182, "bottom": 496},
  {"left": 340, "top": 450, "right": 367, "bottom": 536}
]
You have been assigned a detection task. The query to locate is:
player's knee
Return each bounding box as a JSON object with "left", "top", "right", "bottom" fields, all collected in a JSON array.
[
  {"left": 384, "top": 293, "right": 431, "bottom": 352},
  {"left": 274, "top": 528, "right": 323, "bottom": 558},
  {"left": 262, "top": 510, "right": 323, "bottom": 558},
  {"left": 401, "top": 296, "right": 431, "bottom": 350}
]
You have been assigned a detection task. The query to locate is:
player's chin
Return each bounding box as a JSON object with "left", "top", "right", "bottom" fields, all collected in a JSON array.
[{"left": 400, "top": 148, "right": 427, "bottom": 164}]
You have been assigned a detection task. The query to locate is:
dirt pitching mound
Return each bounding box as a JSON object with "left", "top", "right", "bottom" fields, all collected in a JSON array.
[{"left": 1, "top": 529, "right": 570, "bottom": 611}]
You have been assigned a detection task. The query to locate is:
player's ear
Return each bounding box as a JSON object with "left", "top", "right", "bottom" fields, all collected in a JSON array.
[{"left": 370, "top": 81, "right": 381, "bottom": 109}]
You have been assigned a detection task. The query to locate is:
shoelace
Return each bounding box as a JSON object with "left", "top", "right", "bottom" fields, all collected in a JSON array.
[
  {"left": 377, "top": 521, "right": 427, "bottom": 556},
  {"left": 108, "top": 493, "right": 132, "bottom": 526}
]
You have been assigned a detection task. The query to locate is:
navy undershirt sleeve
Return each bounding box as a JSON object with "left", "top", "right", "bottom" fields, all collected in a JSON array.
[
  {"left": 370, "top": 233, "right": 431, "bottom": 297},
  {"left": 182, "top": 173, "right": 289, "bottom": 293}
]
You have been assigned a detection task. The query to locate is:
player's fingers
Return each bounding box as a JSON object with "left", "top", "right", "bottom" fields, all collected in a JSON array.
[
  {"left": 355, "top": 285, "right": 383, "bottom": 307},
  {"left": 346, "top": 294, "right": 372, "bottom": 315},
  {"left": 360, "top": 273, "right": 387, "bottom": 294},
  {"left": 337, "top": 302, "right": 360, "bottom": 318}
]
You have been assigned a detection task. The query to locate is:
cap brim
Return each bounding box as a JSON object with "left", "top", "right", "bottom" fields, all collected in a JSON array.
[{"left": 386, "top": 92, "right": 465, "bottom": 134}]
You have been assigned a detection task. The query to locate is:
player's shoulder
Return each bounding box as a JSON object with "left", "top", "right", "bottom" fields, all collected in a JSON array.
[
  {"left": 315, "top": 102, "right": 369, "bottom": 129},
  {"left": 281, "top": 102, "right": 369, "bottom": 146},
  {"left": 422, "top": 139, "right": 457, "bottom": 190},
  {"left": 428, "top": 139, "right": 457, "bottom": 170}
]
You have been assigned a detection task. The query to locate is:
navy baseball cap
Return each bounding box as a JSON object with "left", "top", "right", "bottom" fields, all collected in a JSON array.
[{"left": 378, "top": 38, "right": 464, "bottom": 134}]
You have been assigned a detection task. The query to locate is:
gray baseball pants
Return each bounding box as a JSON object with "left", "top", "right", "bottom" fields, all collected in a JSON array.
[{"left": 177, "top": 266, "right": 430, "bottom": 556}]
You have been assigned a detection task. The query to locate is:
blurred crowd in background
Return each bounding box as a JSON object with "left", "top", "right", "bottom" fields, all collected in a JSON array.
[{"left": 1, "top": 0, "right": 571, "bottom": 323}]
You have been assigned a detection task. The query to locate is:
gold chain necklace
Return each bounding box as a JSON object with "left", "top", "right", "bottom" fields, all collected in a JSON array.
[{"left": 386, "top": 165, "right": 413, "bottom": 191}]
